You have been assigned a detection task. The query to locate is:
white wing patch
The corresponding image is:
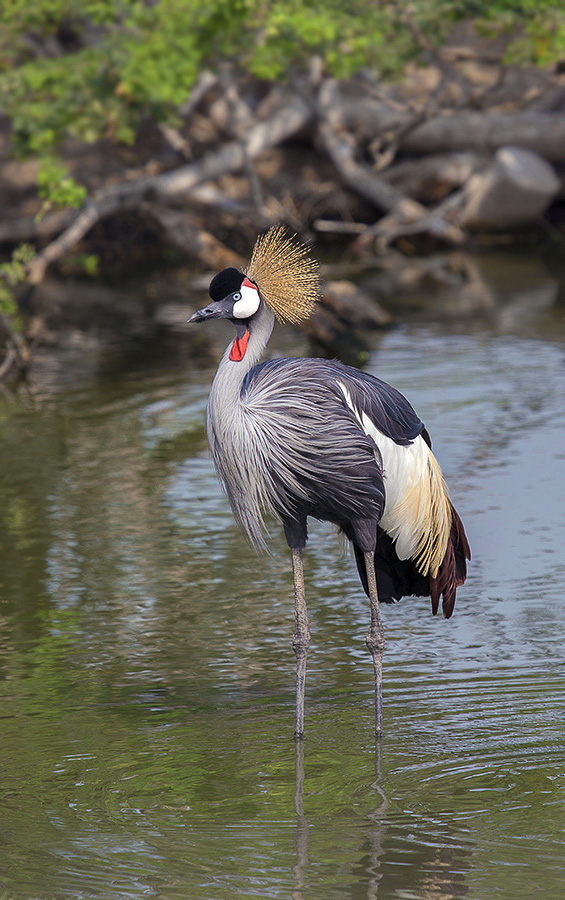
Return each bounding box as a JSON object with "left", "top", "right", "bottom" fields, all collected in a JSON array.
[{"left": 338, "top": 381, "right": 451, "bottom": 577}]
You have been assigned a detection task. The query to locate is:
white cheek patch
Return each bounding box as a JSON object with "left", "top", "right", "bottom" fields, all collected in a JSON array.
[{"left": 233, "top": 283, "right": 260, "bottom": 319}]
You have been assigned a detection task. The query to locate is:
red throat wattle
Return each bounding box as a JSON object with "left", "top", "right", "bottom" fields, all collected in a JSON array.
[{"left": 229, "top": 330, "right": 249, "bottom": 361}]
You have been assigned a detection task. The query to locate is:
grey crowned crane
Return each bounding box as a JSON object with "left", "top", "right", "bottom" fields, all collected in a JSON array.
[{"left": 189, "top": 226, "right": 470, "bottom": 738}]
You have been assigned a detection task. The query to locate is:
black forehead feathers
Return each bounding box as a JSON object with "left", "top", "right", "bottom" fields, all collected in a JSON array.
[{"left": 209, "top": 267, "right": 244, "bottom": 302}]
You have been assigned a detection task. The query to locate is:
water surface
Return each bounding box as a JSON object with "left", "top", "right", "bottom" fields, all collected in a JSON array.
[{"left": 1, "top": 253, "right": 564, "bottom": 899}]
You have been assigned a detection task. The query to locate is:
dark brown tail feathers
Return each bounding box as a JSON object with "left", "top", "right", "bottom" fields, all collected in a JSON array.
[{"left": 429, "top": 502, "right": 471, "bottom": 618}]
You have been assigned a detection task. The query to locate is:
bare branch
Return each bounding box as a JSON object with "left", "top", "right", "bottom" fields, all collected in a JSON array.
[
  {"left": 317, "top": 80, "right": 465, "bottom": 248},
  {"left": 26, "top": 90, "right": 312, "bottom": 286},
  {"left": 313, "top": 220, "right": 367, "bottom": 234},
  {"left": 178, "top": 70, "right": 218, "bottom": 118},
  {"left": 159, "top": 124, "right": 192, "bottom": 160},
  {"left": 318, "top": 81, "right": 423, "bottom": 220}
]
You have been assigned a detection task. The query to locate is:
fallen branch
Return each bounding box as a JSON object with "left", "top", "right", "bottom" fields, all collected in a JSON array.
[
  {"left": 318, "top": 117, "right": 424, "bottom": 221},
  {"left": 318, "top": 81, "right": 423, "bottom": 217},
  {"left": 178, "top": 70, "right": 218, "bottom": 118},
  {"left": 26, "top": 88, "right": 312, "bottom": 286},
  {"left": 359, "top": 190, "right": 467, "bottom": 251},
  {"left": 317, "top": 80, "right": 466, "bottom": 248},
  {"left": 313, "top": 220, "right": 367, "bottom": 234},
  {"left": 401, "top": 111, "right": 565, "bottom": 163},
  {"left": 10, "top": 74, "right": 564, "bottom": 294},
  {"left": 380, "top": 152, "right": 483, "bottom": 204}
]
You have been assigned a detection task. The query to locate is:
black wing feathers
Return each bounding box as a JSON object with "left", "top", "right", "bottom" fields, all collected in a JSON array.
[
  {"left": 429, "top": 503, "right": 471, "bottom": 618},
  {"left": 353, "top": 529, "right": 429, "bottom": 604},
  {"left": 337, "top": 365, "right": 425, "bottom": 445}
]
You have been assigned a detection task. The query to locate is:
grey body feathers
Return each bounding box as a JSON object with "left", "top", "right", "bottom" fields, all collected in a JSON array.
[
  {"left": 207, "top": 303, "right": 419, "bottom": 552},
  {"left": 209, "top": 355, "right": 394, "bottom": 550}
]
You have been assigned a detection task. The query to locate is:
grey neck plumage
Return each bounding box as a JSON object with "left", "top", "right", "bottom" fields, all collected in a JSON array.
[
  {"left": 207, "top": 301, "right": 275, "bottom": 434},
  {"left": 205, "top": 301, "right": 278, "bottom": 550}
]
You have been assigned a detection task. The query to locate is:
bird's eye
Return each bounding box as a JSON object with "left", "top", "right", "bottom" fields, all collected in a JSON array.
[{"left": 233, "top": 291, "right": 242, "bottom": 301}]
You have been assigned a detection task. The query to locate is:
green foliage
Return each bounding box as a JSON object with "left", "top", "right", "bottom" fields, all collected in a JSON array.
[
  {"left": 81, "top": 253, "right": 99, "bottom": 276},
  {"left": 2, "top": 0, "right": 565, "bottom": 160},
  {"left": 460, "top": 1, "right": 565, "bottom": 66},
  {"left": 1, "top": 0, "right": 249, "bottom": 154},
  {"left": 37, "top": 157, "right": 87, "bottom": 214},
  {"left": 0, "top": 244, "right": 35, "bottom": 330},
  {"left": 65, "top": 252, "right": 100, "bottom": 276},
  {"left": 0, "top": 243, "right": 34, "bottom": 288},
  {"left": 247, "top": 1, "right": 416, "bottom": 81}
]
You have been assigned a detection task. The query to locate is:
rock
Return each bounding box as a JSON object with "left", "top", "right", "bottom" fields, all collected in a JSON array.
[{"left": 461, "top": 146, "right": 560, "bottom": 230}]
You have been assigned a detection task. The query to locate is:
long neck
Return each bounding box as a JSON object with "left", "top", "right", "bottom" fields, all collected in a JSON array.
[{"left": 208, "top": 301, "right": 275, "bottom": 424}]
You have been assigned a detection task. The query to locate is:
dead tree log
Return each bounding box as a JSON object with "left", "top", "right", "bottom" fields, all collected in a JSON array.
[
  {"left": 401, "top": 112, "right": 565, "bottom": 163},
  {"left": 381, "top": 152, "right": 484, "bottom": 204}
]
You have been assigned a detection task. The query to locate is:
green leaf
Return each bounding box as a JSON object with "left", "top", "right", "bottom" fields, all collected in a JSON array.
[{"left": 36, "top": 158, "right": 87, "bottom": 211}]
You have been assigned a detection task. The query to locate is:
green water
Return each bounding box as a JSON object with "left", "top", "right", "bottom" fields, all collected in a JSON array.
[{"left": 1, "top": 256, "right": 565, "bottom": 899}]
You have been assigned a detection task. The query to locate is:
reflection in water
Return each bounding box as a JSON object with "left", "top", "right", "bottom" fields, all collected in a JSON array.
[
  {"left": 365, "top": 742, "right": 387, "bottom": 900},
  {"left": 292, "top": 740, "right": 471, "bottom": 900},
  {"left": 293, "top": 742, "right": 308, "bottom": 900},
  {"left": 1, "top": 254, "right": 565, "bottom": 899}
]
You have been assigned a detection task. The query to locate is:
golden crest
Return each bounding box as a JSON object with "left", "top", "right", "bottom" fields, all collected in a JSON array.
[{"left": 245, "top": 225, "right": 320, "bottom": 324}]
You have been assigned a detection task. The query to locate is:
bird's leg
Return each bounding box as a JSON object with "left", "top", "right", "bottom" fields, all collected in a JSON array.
[
  {"left": 291, "top": 547, "right": 311, "bottom": 740},
  {"left": 364, "top": 551, "right": 386, "bottom": 738}
]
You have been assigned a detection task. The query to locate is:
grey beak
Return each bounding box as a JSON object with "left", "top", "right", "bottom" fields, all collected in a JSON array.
[
  {"left": 187, "top": 297, "right": 235, "bottom": 323},
  {"left": 187, "top": 305, "right": 214, "bottom": 323}
]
